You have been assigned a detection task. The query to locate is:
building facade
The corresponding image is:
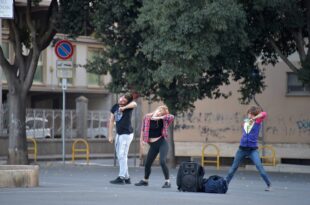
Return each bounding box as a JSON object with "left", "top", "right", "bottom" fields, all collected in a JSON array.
[
  {"left": 1, "top": 21, "right": 309, "bottom": 162},
  {"left": 1, "top": 32, "right": 112, "bottom": 111},
  {"left": 141, "top": 59, "right": 310, "bottom": 163}
]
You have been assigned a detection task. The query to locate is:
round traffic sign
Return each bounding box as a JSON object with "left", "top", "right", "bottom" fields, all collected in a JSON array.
[{"left": 54, "top": 40, "right": 74, "bottom": 60}]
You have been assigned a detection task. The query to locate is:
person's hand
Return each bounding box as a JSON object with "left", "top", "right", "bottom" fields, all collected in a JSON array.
[
  {"left": 108, "top": 137, "right": 114, "bottom": 144},
  {"left": 151, "top": 115, "right": 164, "bottom": 120},
  {"left": 140, "top": 139, "right": 146, "bottom": 147},
  {"left": 119, "top": 106, "right": 126, "bottom": 112},
  {"left": 249, "top": 118, "right": 254, "bottom": 124}
]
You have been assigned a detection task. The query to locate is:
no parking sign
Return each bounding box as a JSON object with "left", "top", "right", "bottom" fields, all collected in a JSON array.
[
  {"left": 54, "top": 40, "right": 74, "bottom": 162},
  {"left": 54, "top": 40, "right": 74, "bottom": 60}
]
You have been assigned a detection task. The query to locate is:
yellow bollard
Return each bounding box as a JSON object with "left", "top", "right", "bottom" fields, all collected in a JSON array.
[
  {"left": 72, "top": 139, "right": 90, "bottom": 164},
  {"left": 201, "top": 144, "right": 220, "bottom": 170},
  {"left": 27, "top": 137, "right": 37, "bottom": 162},
  {"left": 259, "top": 145, "right": 276, "bottom": 166}
]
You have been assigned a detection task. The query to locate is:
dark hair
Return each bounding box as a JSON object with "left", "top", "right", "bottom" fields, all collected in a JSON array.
[
  {"left": 247, "top": 106, "right": 262, "bottom": 116},
  {"left": 124, "top": 93, "right": 133, "bottom": 104}
]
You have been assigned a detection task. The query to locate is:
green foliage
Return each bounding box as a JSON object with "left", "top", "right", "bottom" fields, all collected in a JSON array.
[
  {"left": 88, "top": 0, "right": 266, "bottom": 114},
  {"left": 88, "top": 0, "right": 309, "bottom": 114},
  {"left": 57, "top": 0, "right": 95, "bottom": 37},
  {"left": 136, "top": 0, "right": 265, "bottom": 110},
  {"left": 89, "top": 0, "right": 160, "bottom": 95},
  {"left": 239, "top": 0, "right": 309, "bottom": 84}
]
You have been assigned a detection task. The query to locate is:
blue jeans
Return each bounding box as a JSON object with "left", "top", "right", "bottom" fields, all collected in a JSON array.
[{"left": 226, "top": 148, "right": 271, "bottom": 186}]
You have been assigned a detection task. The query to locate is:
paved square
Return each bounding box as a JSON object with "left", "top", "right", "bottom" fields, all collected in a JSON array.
[{"left": 0, "top": 162, "right": 309, "bottom": 205}]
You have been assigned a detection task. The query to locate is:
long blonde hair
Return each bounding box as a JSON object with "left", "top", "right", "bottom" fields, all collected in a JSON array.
[
  {"left": 145, "top": 105, "right": 170, "bottom": 118},
  {"left": 155, "top": 105, "right": 169, "bottom": 115}
]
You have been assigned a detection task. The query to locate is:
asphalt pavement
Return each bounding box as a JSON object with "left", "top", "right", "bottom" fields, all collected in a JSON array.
[{"left": 0, "top": 161, "right": 309, "bottom": 205}]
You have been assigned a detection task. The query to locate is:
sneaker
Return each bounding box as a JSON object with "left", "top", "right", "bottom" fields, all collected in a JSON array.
[
  {"left": 162, "top": 182, "right": 171, "bottom": 188},
  {"left": 265, "top": 186, "right": 272, "bottom": 191},
  {"left": 125, "top": 178, "right": 131, "bottom": 184},
  {"left": 135, "top": 180, "right": 148, "bottom": 186},
  {"left": 110, "top": 177, "right": 125, "bottom": 185}
]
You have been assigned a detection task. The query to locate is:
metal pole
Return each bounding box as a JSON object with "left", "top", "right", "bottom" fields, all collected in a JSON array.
[
  {"left": 133, "top": 106, "right": 137, "bottom": 167},
  {"left": 113, "top": 94, "right": 118, "bottom": 167},
  {"left": 62, "top": 78, "right": 67, "bottom": 162}
]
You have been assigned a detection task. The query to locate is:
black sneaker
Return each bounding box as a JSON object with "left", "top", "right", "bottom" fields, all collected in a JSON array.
[
  {"left": 162, "top": 182, "right": 171, "bottom": 188},
  {"left": 125, "top": 178, "right": 131, "bottom": 184},
  {"left": 110, "top": 177, "right": 125, "bottom": 185},
  {"left": 135, "top": 180, "right": 148, "bottom": 186}
]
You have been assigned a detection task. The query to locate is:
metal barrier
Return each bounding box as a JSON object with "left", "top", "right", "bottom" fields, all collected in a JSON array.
[
  {"left": 72, "top": 139, "right": 89, "bottom": 164},
  {"left": 258, "top": 145, "right": 276, "bottom": 166},
  {"left": 201, "top": 144, "right": 220, "bottom": 169},
  {"left": 27, "top": 137, "right": 37, "bottom": 162},
  {"left": 0, "top": 108, "right": 110, "bottom": 139}
]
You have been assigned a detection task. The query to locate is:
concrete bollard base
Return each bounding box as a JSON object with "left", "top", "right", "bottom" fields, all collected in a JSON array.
[{"left": 0, "top": 165, "right": 39, "bottom": 188}]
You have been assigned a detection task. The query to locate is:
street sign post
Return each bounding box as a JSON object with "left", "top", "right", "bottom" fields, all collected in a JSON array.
[
  {"left": 54, "top": 39, "right": 74, "bottom": 163},
  {"left": 0, "top": 0, "right": 14, "bottom": 19},
  {"left": 56, "top": 60, "right": 73, "bottom": 79},
  {"left": 54, "top": 40, "right": 74, "bottom": 60}
]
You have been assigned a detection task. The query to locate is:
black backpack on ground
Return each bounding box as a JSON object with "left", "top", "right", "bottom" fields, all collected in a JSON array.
[
  {"left": 177, "top": 161, "right": 205, "bottom": 192},
  {"left": 202, "top": 175, "right": 228, "bottom": 194}
]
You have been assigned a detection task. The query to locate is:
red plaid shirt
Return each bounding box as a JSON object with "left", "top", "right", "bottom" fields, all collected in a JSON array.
[{"left": 141, "top": 114, "right": 174, "bottom": 142}]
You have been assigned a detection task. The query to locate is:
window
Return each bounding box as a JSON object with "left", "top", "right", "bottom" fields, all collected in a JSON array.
[
  {"left": 87, "top": 48, "right": 101, "bottom": 86},
  {"left": 287, "top": 72, "right": 310, "bottom": 94},
  {"left": 34, "top": 54, "right": 44, "bottom": 83},
  {"left": 2, "top": 42, "right": 9, "bottom": 59}
]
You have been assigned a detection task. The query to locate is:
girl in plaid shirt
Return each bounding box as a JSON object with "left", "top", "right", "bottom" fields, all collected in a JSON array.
[{"left": 135, "top": 105, "right": 174, "bottom": 188}]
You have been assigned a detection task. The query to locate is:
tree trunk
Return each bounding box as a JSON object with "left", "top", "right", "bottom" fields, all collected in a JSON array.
[
  {"left": 7, "top": 89, "right": 28, "bottom": 165},
  {"left": 167, "top": 121, "right": 176, "bottom": 168}
]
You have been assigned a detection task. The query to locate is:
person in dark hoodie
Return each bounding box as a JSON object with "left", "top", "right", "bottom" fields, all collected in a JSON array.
[{"left": 225, "top": 106, "right": 272, "bottom": 191}]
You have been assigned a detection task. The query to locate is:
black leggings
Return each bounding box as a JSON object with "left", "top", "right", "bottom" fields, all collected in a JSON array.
[{"left": 144, "top": 137, "right": 169, "bottom": 180}]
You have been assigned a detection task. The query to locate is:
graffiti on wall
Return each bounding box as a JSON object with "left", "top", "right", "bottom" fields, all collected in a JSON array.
[
  {"left": 264, "top": 116, "right": 310, "bottom": 137},
  {"left": 174, "top": 111, "right": 310, "bottom": 141},
  {"left": 296, "top": 120, "right": 310, "bottom": 131},
  {"left": 174, "top": 112, "right": 244, "bottom": 140}
]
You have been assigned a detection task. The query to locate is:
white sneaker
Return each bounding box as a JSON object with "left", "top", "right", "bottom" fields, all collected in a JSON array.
[{"left": 265, "top": 186, "right": 272, "bottom": 191}]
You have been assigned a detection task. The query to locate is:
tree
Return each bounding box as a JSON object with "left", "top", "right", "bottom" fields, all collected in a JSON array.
[
  {"left": 0, "top": 0, "right": 58, "bottom": 164},
  {"left": 90, "top": 0, "right": 266, "bottom": 111},
  {"left": 87, "top": 0, "right": 309, "bottom": 167},
  {"left": 136, "top": 0, "right": 266, "bottom": 107},
  {"left": 0, "top": 0, "right": 94, "bottom": 164},
  {"left": 88, "top": 0, "right": 265, "bottom": 167},
  {"left": 239, "top": 0, "right": 310, "bottom": 84}
]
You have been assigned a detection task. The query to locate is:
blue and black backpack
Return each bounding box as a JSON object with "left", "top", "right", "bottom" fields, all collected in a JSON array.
[{"left": 202, "top": 175, "right": 228, "bottom": 194}]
